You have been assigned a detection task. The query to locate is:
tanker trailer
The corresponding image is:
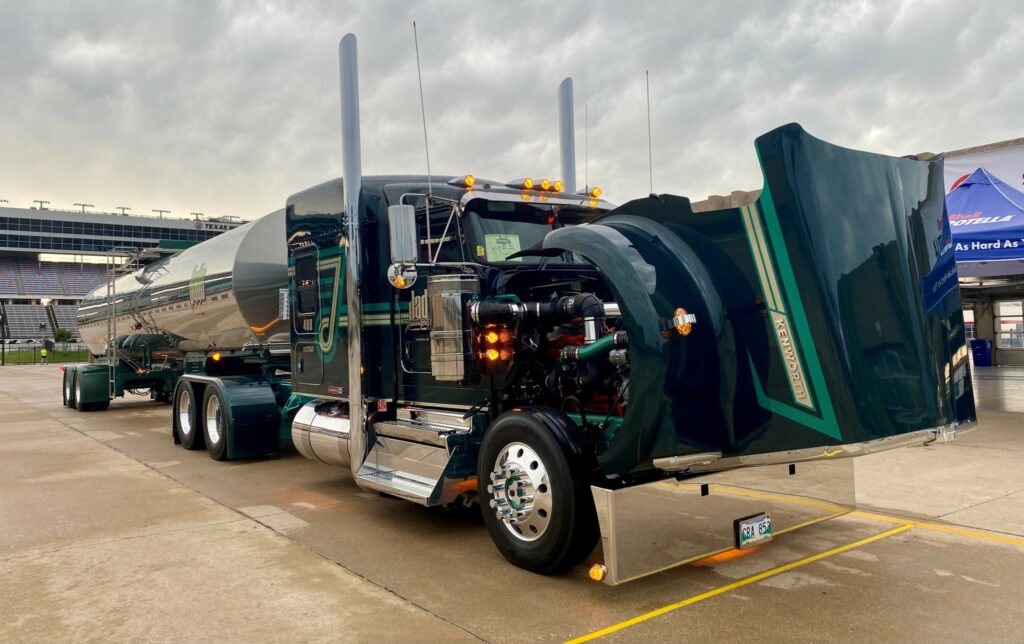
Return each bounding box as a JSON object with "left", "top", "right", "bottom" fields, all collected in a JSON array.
[{"left": 66, "top": 210, "right": 300, "bottom": 459}]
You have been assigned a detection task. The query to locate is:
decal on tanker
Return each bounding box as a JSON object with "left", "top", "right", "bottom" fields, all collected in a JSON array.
[{"left": 189, "top": 263, "right": 208, "bottom": 314}]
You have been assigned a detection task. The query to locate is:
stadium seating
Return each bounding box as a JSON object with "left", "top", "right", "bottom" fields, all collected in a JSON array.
[
  {"left": 13, "top": 258, "right": 64, "bottom": 295},
  {"left": 0, "top": 257, "right": 107, "bottom": 297},
  {"left": 53, "top": 304, "right": 80, "bottom": 338},
  {"left": 0, "top": 258, "right": 19, "bottom": 294},
  {"left": 60, "top": 264, "right": 106, "bottom": 296},
  {"left": 5, "top": 304, "right": 50, "bottom": 339}
]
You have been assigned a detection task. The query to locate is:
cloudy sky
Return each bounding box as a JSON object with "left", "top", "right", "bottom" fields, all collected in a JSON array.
[{"left": 0, "top": 0, "right": 1021, "bottom": 220}]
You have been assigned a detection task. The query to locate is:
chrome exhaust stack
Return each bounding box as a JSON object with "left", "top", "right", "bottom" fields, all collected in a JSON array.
[
  {"left": 557, "top": 77, "right": 576, "bottom": 194},
  {"left": 339, "top": 33, "right": 366, "bottom": 477}
]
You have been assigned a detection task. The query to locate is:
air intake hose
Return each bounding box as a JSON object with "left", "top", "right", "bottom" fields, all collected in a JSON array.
[{"left": 470, "top": 293, "right": 605, "bottom": 325}]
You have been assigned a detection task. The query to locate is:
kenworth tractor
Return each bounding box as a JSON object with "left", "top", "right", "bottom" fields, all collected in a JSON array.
[{"left": 66, "top": 34, "right": 975, "bottom": 584}]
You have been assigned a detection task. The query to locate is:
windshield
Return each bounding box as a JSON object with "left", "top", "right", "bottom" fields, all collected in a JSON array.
[{"left": 462, "top": 199, "right": 599, "bottom": 264}]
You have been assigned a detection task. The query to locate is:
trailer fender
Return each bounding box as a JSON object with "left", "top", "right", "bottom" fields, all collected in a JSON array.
[
  {"left": 182, "top": 374, "right": 283, "bottom": 459},
  {"left": 74, "top": 364, "right": 112, "bottom": 407}
]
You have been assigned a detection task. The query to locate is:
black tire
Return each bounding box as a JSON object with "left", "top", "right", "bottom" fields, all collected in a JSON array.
[
  {"left": 73, "top": 371, "right": 87, "bottom": 412},
  {"left": 91, "top": 401, "right": 110, "bottom": 411},
  {"left": 201, "top": 385, "right": 228, "bottom": 461},
  {"left": 62, "top": 369, "right": 72, "bottom": 407},
  {"left": 477, "top": 407, "right": 599, "bottom": 575},
  {"left": 174, "top": 381, "right": 204, "bottom": 450}
]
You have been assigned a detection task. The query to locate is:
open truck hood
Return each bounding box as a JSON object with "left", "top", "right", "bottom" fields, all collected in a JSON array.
[{"left": 543, "top": 123, "right": 976, "bottom": 478}]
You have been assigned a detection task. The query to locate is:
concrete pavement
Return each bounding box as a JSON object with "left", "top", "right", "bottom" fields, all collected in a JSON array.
[{"left": 1, "top": 364, "right": 1022, "bottom": 643}]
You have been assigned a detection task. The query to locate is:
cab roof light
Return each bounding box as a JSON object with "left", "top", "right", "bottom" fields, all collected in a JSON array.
[
  {"left": 447, "top": 174, "right": 476, "bottom": 189},
  {"left": 507, "top": 177, "right": 535, "bottom": 190},
  {"left": 576, "top": 186, "right": 602, "bottom": 199}
]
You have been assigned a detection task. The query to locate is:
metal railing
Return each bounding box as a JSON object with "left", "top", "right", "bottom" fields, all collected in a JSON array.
[{"left": 0, "top": 342, "right": 90, "bottom": 365}]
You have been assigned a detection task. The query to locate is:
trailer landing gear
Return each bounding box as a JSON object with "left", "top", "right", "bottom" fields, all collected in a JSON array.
[{"left": 478, "top": 408, "right": 598, "bottom": 575}]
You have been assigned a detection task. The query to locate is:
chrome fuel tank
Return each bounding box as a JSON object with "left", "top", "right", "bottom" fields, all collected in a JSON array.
[{"left": 77, "top": 210, "right": 287, "bottom": 355}]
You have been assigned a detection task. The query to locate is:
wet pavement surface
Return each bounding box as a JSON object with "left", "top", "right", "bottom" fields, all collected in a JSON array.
[{"left": 1, "top": 365, "right": 1022, "bottom": 643}]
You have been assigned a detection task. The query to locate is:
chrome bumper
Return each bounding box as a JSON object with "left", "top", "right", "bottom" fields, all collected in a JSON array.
[
  {"left": 590, "top": 423, "right": 972, "bottom": 586},
  {"left": 591, "top": 458, "right": 856, "bottom": 585}
]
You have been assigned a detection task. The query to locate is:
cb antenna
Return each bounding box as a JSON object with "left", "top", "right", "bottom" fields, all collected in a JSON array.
[
  {"left": 413, "top": 21, "right": 432, "bottom": 199},
  {"left": 645, "top": 69, "right": 653, "bottom": 194},
  {"left": 585, "top": 103, "right": 589, "bottom": 191}
]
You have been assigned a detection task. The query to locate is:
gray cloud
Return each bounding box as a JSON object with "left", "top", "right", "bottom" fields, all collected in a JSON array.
[{"left": 0, "top": 0, "right": 1021, "bottom": 219}]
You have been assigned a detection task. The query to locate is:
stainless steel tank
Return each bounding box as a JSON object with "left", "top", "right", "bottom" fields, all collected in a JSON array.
[{"left": 77, "top": 210, "right": 287, "bottom": 356}]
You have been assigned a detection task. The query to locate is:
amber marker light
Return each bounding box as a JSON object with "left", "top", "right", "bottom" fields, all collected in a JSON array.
[
  {"left": 540, "top": 178, "right": 552, "bottom": 191},
  {"left": 523, "top": 177, "right": 535, "bottom": 189},
  {"left": 485, "top": 348, "right": 500, "bottom": 361},
  {"left": 553, "top": 179, "right": 564, "bottom": 192},
  {"left": 674, "top": 307, "right": 694, "bottom": 336},
  {"left": 464, "top": 174, "right": 475, "bottom": 189},
  {"left": 485, "top": 330, "right": 500, "bottom": 344},
  {"left": 590, "top": 186, "right": 602, "bottom": 198},
  {"left": 211, "top": 352, "right": 221, "bottom": 361},
  {"left": 588, "top": 564, "right": 608, "bottom": 582}
]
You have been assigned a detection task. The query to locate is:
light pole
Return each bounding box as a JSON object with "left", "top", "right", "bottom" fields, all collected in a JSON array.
[
  {"left": 73, "top": 203, "right": 94, "bottom": 213},
  {"left": 33, "top": 200, "right": 50, "bottom": 210},
  {"left": 191, "top": 212, "right": 204, "bottom": 220},
  {"left": 116, "top": 206, "right": 131, "bottom": 216},
  {"left": 152, "top": 209, "right": 170, "bottom": 219}
]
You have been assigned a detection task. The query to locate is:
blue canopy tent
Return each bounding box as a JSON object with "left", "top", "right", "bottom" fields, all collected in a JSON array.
[{"left": 947, "top": 168, "right": 1024, "bottom": 274}]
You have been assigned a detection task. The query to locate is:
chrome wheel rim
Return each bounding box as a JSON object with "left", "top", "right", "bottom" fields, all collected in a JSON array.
[
  {"left": 74, "top": 375, "right": 81, "bottom": 404},
  {"left": 177, "top": 389, "right": 193, "bottom": 437},
  {"left": 488, "top": 442, "right": 552, "bottom": 542},
  {"left": 64, "top": 374, "right": 71, "bottom": 403},
  {"left": 205, "top": 395, "right": 221, "bottom": 445}
]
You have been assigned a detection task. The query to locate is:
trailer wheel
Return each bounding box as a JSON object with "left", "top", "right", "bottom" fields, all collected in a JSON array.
[
  {"left": 73, "top": 371, "right": 86, "bottom": 412},
  {"left": 174, "top": 381, "right": 204, "bottom": 450},
  {"left": 62, "top": 369, "right": 73, "bottom": 407},
  {"left": 202, "top": 386, "right": 229, "bottom": 461},
  {"left": 477, "top": 408, "right": 598, "bottom": 575}
]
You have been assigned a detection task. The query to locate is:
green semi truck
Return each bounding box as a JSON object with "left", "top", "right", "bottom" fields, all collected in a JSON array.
[{"left": 62, "top": 34, "right": 975, "bottom": 584}]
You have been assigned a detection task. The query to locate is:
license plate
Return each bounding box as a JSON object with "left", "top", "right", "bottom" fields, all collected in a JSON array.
[{"left": 734, "top": 512, "right": 773, "bottom": 549}]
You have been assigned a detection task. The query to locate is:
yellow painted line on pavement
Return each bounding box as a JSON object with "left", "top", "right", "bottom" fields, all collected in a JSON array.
[
  {"left": 563, "top": 524, "right": 911, "bottom": 644},
  {"left": 852, "top": 510, "right": 1024, "bottom": 548}
]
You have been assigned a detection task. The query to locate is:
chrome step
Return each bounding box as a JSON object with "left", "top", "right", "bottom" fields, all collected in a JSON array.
[
  {"left": 355, "top": 437, "right": 463, "bottom": 507},
  {"left": 373, "top": 419, "right": 466, "bottom": 447},
  {"left": 373, "top": 406, "right": 474, "bottom": 447}
]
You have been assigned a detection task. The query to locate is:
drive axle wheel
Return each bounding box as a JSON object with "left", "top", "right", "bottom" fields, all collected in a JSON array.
[
  {"left": 174, "top": 382, "right": 204, "bottom": 450},
  {"left": 202, "top": 386, "right": 228, "bottom": 461},
  {"left": 478, "top": 408, "right": 598, "bottom": 575}
]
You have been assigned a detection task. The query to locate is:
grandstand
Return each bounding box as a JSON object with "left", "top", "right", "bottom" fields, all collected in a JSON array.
[{"left": 0, "top": 204, "right": 243, "bottom": 340}]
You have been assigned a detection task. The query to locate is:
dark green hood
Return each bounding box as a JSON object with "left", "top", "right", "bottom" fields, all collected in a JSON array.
[{"left": 542, "top": 123, "right": 975, "bottom": 477}]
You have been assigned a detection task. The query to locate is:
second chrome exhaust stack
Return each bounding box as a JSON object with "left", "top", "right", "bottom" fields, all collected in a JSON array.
[{"left": 339, "top": 33, "right": 366, "bottom": 477}]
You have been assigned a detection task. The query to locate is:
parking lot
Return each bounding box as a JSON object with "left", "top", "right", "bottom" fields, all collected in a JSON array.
[{"left": 2, "top": 364, "right": 1022, "bottom": 643}]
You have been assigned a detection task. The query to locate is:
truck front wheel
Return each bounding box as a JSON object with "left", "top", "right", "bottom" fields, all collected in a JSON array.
[{"left": 478, "top": 408, "right": 599, "bottom": 575}]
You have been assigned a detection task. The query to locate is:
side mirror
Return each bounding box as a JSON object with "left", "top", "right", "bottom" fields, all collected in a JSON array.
[{"left": 388, "top": 204, "right": 418, "bottom": 263}]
